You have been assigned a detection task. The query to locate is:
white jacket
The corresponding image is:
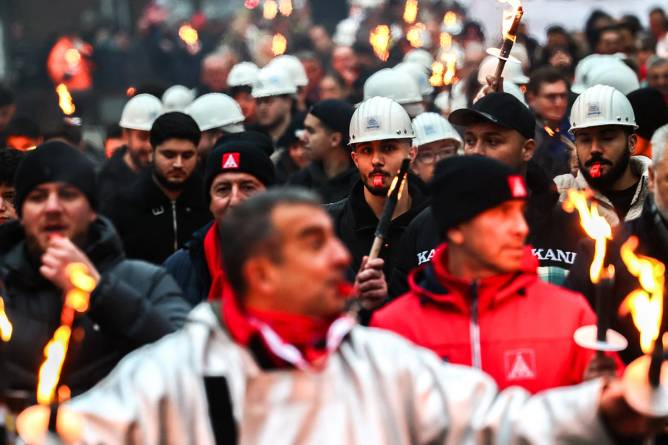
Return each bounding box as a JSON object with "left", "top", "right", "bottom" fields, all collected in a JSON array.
[{"left": 68, "top": 303, "right": 614, "bottom": 445}]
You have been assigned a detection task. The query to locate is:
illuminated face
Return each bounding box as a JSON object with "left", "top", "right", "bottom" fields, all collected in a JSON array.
[
  {"left": 463, "top": 122, "right": 532, "bottom": 170},
  {"left": 528, "top": 80, "right": 569, "bottom": 123},
  {"left": 411, "top": 139, "right": 459, "bottom": 183},
  {"left": 574, "top": 125, "right": 635, "bottom": 190},
  {"left": 351, "top": 139, "right": 416, "bottom": 196},
  {"left": 255, "top": 96, "right": 292, "bottom": 129},
  {"left": 152, "top": 138, "right": 198, "bottom": 190},
  {"left": 647, "top": 63, "right": 668, "bottom": 96}
]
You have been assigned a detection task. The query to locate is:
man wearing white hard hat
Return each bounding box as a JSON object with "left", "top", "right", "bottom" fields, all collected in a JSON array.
[
  {"left": 251, "top": 65, "right": 297, "bottom": 148},
  {"left": 327, "top": 96, "right": 428, "bottom": 316},
  {"left": 97, "top": 93, "right": 162, "bottom": 205},
  {"left": 555, "top": 84, "right": 650, "bottom": 226},
  {"left": 161, "top": 85, "right": 195, "bottom": 112},
  {"left": 186, "top": 93, "right": 245, "bottom": 162},
  {"left": 410, "top": 112, "right": 461, "bottom": 183},
  {"left": 227, "top": 61, "right": 259, "bottom": 124},
  {"left": 363, "top": 68, "right": 425, "bottom": 118},
  {"left": 267, "top": 54, "right": 309, "bottom": 112}
]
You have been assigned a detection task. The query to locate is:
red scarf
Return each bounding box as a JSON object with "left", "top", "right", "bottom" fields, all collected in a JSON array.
[{"left": 203, "top": 223, "right": 227, "bottom": 302}]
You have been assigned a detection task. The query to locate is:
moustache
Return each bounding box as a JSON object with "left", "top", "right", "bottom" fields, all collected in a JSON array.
[{"left": 584, "top": 155, "right": 612, "bottom": 168}]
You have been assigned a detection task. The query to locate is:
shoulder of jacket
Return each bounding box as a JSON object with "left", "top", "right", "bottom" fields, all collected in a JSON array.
[
  {"left": 371, "top": 294, "right": 421, "bottom": 326},
  {"left": 324, "top": 197, "right": 349, "bottom": 215},
  {"left": 108, "top": 259, "right": 167, "bottom": 284},
  {"left": 527, "top": 280, "right": 590, "bottom": 309}
]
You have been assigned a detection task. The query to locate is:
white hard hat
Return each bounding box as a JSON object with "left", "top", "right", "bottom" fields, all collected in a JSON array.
[
  {"left": 268, "top": 55, "right": 308, "bottom": 87},
  {"left": 502, "top": 81, "right": 528, "bottom": 108},
  {"left": 252, "top": 65, "right": 298, "bottom": 98},
  {"left": 349, "top": 96, "right": 414, "bottom": 145},
  {"left": 569, "top": 84, "right": 638, "bottom": 133},
  {"left": 161, "top": 85, "right": 195, "bottom": 112},
  {"left": 571, "top": 54, "right": 625, "bottom": 93},
  {"left": 403, "top": 49, "right": 434, "bottom": 72},
  {"left": 583, "top": 60, "right": 640, "bottom": 96},
  {"left": 227, "top": 62, "right": 260, "bottom": 88},
  {"left": 412, "top": 112, "right": 462, "bottom": 147},
  {"left": 186, "top": 93, "right": 245, "bottom": 132},
  {"left": 477, "top": 55, "right": 529, "bottom": 85},
  {"left": 394, "top": 62, "right": 434, "bottom": 97},
  {"left": 333, "top": 18, "right": 360, "bottom": 47},
  {"left": 119, "top": 94, "right": 163, "bottom": 131},
  {"left": 363, "top": 68, "right": 422, "bottom": 105}
]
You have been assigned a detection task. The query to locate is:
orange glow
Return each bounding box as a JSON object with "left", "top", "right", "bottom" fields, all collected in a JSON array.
[
  {"left": 264, "top": 0, "right": 278, "bottom": 20},
  {"left": 56, "top": 83, "right": 76, "bottom": 115},
  {"left": 178, "top": 24, "right": 199, "bottom": 46},
  {"left": 279, "top": 0, "right": 292, "bottom": 16},
  {"left": 442, "top": 53, "right": 457, "bottom": 85},
  {"left": 440, "top": 32, "right": 452, "bottom": 50},
  {"left": 271, "top": 33, "right": 287, "bottom": 56},
  {"left": 620, "top": 236, "right": 665, "bottom": 353},
  {"left": 0, "top": 296, "right": 12, "bottom": 342},
  {"left": 443, "top": 11, "right": 458, "bottom": 27},
  {"left": 430, "top": 61, "right": 444, "bottom": 87},
  {"left": 498, "top": 0, "right": 523, "bottom": 41},
  {"left": 126, "top": 86, "right": 136, "bottom": 97},
  {"left": 369, "top": 25, "right": 391, "bottom": 62},
  {"left": 245, "top": 0, "right": 260, "bottom": 8},
  {"left": 544, "top": 125, "right": 556, "bottom": 137},
  {"left": 406, "top": 23, "right": 426, "bottom": 48},
  {"left": 403, "top": 0, "right": 418, "bottom": 24},
  {"left": 64, "top": 48, "right": 81, "bottom": 67},
  {"left": 563, "top": 190, "right": 612, "bottom": 283}
]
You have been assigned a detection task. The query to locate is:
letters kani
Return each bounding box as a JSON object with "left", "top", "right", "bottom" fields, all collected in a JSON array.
[{"left": 415, "top": 249, "right": 576, "bottom": 266}]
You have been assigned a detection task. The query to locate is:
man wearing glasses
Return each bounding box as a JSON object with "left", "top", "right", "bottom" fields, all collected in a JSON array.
[{"left": 410, "top": 112, "right": 462, "bottom": 183}]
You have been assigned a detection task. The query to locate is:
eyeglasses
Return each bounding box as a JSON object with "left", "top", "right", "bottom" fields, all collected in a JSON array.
[{"left": 415, "top": 149, "right": 455, "bottom": 165}]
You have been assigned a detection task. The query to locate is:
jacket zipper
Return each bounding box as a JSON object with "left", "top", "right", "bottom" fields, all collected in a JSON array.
[
  {"left": 470, "top": 280, "right": 482, "bottom": 369},
  {"left": 171, "top": 201, "right": 178, "bottom": 251}
]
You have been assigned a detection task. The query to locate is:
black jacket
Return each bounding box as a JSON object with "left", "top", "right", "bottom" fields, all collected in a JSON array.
[
  {"left": 0, "top": 217, "right": 190, "bottom": 398},
  {"left": 390, "top": 161, "right": 585, "bottom": 296},
  {"left": 102, "top": 169, "right": 211, "bottom": 265},
  {"left": 565, "top": 196, "right": 668, "bottom": 364},
  {"left": 97, "top": 146, "right": 141, "bottom": 207},
  {"left": 163, "top": 222, "right": 212, "bottom": 306},
  {"left": 288, "top": 161, "right": 358, "bottom": 204},
  {"left": 325, "top": 179, "right": 428, "bottom": 282}
]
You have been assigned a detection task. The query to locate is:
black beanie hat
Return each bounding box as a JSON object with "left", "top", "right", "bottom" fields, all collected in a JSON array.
[
  {"left": 309, "top": 99, "right": 355, "bottom": 146},
  {"left": 204, "top": 141, "right": 276, "bottom": 195},
  {"left": 449, "top": 92, "right": 535, "bottom": 140},
  {"left": 14, "top": 140, "right": 97, "bottom": 215},
  {"left": 430, "top": 155, "right": 528, "bottom": 234},
  {"left": 215, "top": 130, "right": 274, "bottom": 157},
  {"left": 150, "top": 111, "right": 201, "bottom": 148},
  {"left": 627, "top": 88, "right": 668, "bottom": 140}
]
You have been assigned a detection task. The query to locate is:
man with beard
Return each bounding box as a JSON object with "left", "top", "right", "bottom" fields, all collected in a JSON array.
[
  {"left": 326, "top": 96, "right": 427, "bottom": 313},
  {"left": 104, "top": 112, "right": 211, "bottom": 264},
  {"left": 97, "top": 94, "right": 163, "bottom": 206},
  {"left": 555, "top": 85, "right": 650, "bottom": 226},
  {"left": 251, "top": 65, "right": 296, "bottom": 146}
]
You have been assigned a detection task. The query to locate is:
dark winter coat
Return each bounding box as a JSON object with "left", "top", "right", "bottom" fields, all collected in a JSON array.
[{"left": 97, "top": 146, "right": 141, "bottom": 207}]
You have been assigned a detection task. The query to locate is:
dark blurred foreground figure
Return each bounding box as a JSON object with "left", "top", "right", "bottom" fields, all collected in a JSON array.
[
  {"left": 0, "top": 148, "right": 24, "bottom": 225},
  {"left": 0, "top": 141, "right": 190, "bottom": 398},
  {"left": 68, "top": 188, "right": 667, "bottom": 444}
]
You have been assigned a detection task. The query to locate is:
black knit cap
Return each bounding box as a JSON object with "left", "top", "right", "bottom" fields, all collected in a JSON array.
[
  {"left": 627, "top": 88, "right": 668, "bottom": 140},
  {"left": 204, "top": 141, "right": 276, "bottom": 195},
  {"left": 14, "top": 140, "right": 97, "bottom": 215},
  {"left": 430, "top": 155, "right": 528, "bottom": 234},
  {"left": 448, "top": 92, "right": 535, "bottom": 140},
  {"left": 309, "top": 99, "right": 355, "bottom": 146},
  {"left": 215, "top": 130, "right": 274, "bottom": 157},
  {"left": 150, "top": 111, "right": 201, "bottom": 148}
]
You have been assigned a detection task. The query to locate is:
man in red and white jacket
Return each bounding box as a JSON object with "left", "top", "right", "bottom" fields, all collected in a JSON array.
[{"left": 372, "top": 155, "right": 620, "bottom": 393}]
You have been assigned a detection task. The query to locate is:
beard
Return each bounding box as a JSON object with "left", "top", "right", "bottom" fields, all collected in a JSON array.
[
  {"left": 153, "top": 167, "right": 187, "bottom": 191},
  {"left": 579, "top": 149, "right": 630, "bottom": 190},
  {"left": 362, "top": 169, "right": 391, "bottom": 196}
]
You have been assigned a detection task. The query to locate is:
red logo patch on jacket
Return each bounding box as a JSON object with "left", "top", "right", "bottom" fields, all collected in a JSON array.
[
  {"left": 222, "top": 152, "right": 240, "bottom": 169},
  {"left": 504, "top": 349, "right": 536, "bottom": 381},
  {"left": 507, "top": 175, "right": 528, "bottom": 198}
]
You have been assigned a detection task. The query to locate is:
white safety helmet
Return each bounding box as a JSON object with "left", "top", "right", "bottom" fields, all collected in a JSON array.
[
  {"left": 582, "top": 60, "right": 640, "bottom": 96},
  {"left": 403, "top": 49, "right": 434, "bottom": 73},
  {"left": 267, "top": 54, "right": 308, "bottom": 87},
  {"left": 252, "top": 65, "right": 298, "bottom": 98},
  {"left": 333, "top": 18, "right": 360, "bottom": 47},
  {"left": 227, "top": 62, "right": 260, "bottom": 88},
  {"left": 186, "top": 93, "right": 245, "bottom": 133},
  {"left": 394, "top": 62, "right": 434, "bottom": 97},
  {"left": 571, "top": 54, "right": 625, "bottom": 93},
  {"left": 161, "top": 85, "right": 195, "bottom": 112},
  {"left": 477, "top": 55, "right": 529, "bottom": 85},
  {"left": 349, "top": 96, "right": 414, "bottom": 145},
  {"left": 119, "top": 94, "right": 163, "bottom": 131},
  {"left": 502, "top": 81, "right": 529, "bottom": 108},
  {"left": 412, "top": 112, "right": 462, "bottom": 147},
  {"left": 569, "top": 84, "right": 637, "bottom": 134},
  {"left": 364, "top": 68, "right": 422, "bottom": 105}
]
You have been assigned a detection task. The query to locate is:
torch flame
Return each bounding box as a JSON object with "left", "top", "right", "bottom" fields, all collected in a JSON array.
[
  {"left": 403, "top": 0, "right": 418, "bottom": 24},
  {"left": 430, "top": 61, "right": 444, "bottom": 87},
  {"left": 440, "top": 32, "right": 452, "bottom": 50},
  {"left": 563, "top": 190, "right": 612, "bottom": 283},
  {"left": 56, "top": 83, "right": 76, "bottom": 116},
  {"left": 443, "top": 11, "right": 458, "bottom": 27},
  {"left": 619, "top": 236, "right": 665, "bottom": 353},
  {"left": 272, "top": 33, "right": 287, "bottom": 56},
  {"left": 498, "top": 0, "right": 523, "bottom": 41},
  {"left": 369, "top": 25, "right": 391, "bottom": 62},
  {"left": 544, "top": 125, "right": 556, "bottom": 137},
  {"left": 178, "top": 24, "right": 199, "bottom": 46},
  {"left": 245, "top": 0, "right": 260, "bottom": 8},
  {"left": 0, "top": 296, "right": 12, "bottom": 342},
  {"left": 279, "top": 0, "right": 293, "bottom": 16},
  {"left": 443, "top": 53, "right": 458, "bottom": 85},
  {"left": 406, "top": 23, "right": 426, "bottom": 48},
  {"left": 64, "top": 48, "right": 81, "bottom": 67},
  {"left": 264, "top": 0, "right": 278, "bottom": 20}
]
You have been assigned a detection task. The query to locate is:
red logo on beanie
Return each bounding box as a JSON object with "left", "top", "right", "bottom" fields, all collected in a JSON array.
[
  {"left": 222, "top": 152, "right": 240, "bottom": 169},
  {"left": 508, "top": 175, "right": 527, "bottom": 198}
]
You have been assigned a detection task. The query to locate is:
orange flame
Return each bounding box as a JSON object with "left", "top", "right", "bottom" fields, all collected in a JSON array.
[
  {"left": 369, "top": 25, "right": 391, "bottom": 62},
  {"left": 443, "top": 11, "right": 458, "bottom": 27},
  {"left": 56, "top": 83, "right": 76, "bottom": 116},
  {"left": 279, "top": 0, "right": 292, "bottom": 16},
  {"left": 563, "top": 190, "right": 612, "bottom": 283},
  {"left": 406, "top": 23, "right": 426, "bottom": 48},
  {"left": 271, "top": 33, "right": 287, "bottom": 56},
  {"left": 619, "top": 236, "right": 665, "bottom": 353},
  {"left": 403, "top": 0, "right": 418, "bottom": 24},
  {"left": 443, "top": 53, "right": 458, "bottom": 85},
  {"left": 0, "top": 296, "right": 12, "bottom": 342},
  {"left": 264, "top": 0, "right": 278, "bottom": 19},
  {"left": 498, "top": 0, "right": 523, "bottom": 41},
  {"left": 430, "top": 61, "right": 444, "bottom": 87},
  {"left": 544, "top": 125, "right": 556, "bottom": 137},
  {"left": 178, "top": 24, "right": 199, "bottom": 46},
  {"left": 35, "top": 263, "right": 96, "bottom": 405},
  {"left": 440, "top": 32, "right": 452, "bottom": 50}
]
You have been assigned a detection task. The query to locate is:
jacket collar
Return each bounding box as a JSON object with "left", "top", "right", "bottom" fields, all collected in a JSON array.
[{"left": 138, "top": 169, "right": 207, "bottom": 210}]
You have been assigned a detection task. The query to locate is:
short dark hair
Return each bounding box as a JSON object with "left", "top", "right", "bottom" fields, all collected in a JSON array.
[
  {"left": 218, "top": 187, "right": 322, "bottom": 297},
  {"left": 527, "top": 67, "right": 569, "bottom": 96},
  {"left": 150, "top": 111, "right": 201, "bottom": 149},
  {"left": 0, "top": 148, "right": 25, "bottom": 186},
  {"left": 0, "top": 84, "right": 15, "bottom": 107}
]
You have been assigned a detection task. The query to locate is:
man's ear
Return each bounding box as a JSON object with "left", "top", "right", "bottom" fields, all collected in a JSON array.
[
  {"left": 350, "top": 149, "right": 359, "bottom": 168},
  {"left": 628, "top": 133, "right": 638, "bottom": 155},
  {"left": 407, "top": 145, "right": 417, "bottom": 162},
  {"left": 521, "top": 138, "right": 536, "bottom": 162},
  {"left": 330, "top": 131, "right": 342, "bottom": 148},
  {"left": 243, "top": 256, "right": 277, "bottom": 296}
]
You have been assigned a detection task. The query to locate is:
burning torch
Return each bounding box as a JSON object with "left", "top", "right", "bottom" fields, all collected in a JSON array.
[
  {"left": 486, "top": 0, "right": 524, "bottom": 91},
  {"left": 564, "top": 190, "right": 627, "bottom": 354}
]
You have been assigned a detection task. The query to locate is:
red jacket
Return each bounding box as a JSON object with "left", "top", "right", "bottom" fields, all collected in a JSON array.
[{"left": 372, "top": 244, "right": 604, "bottom": 393}]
